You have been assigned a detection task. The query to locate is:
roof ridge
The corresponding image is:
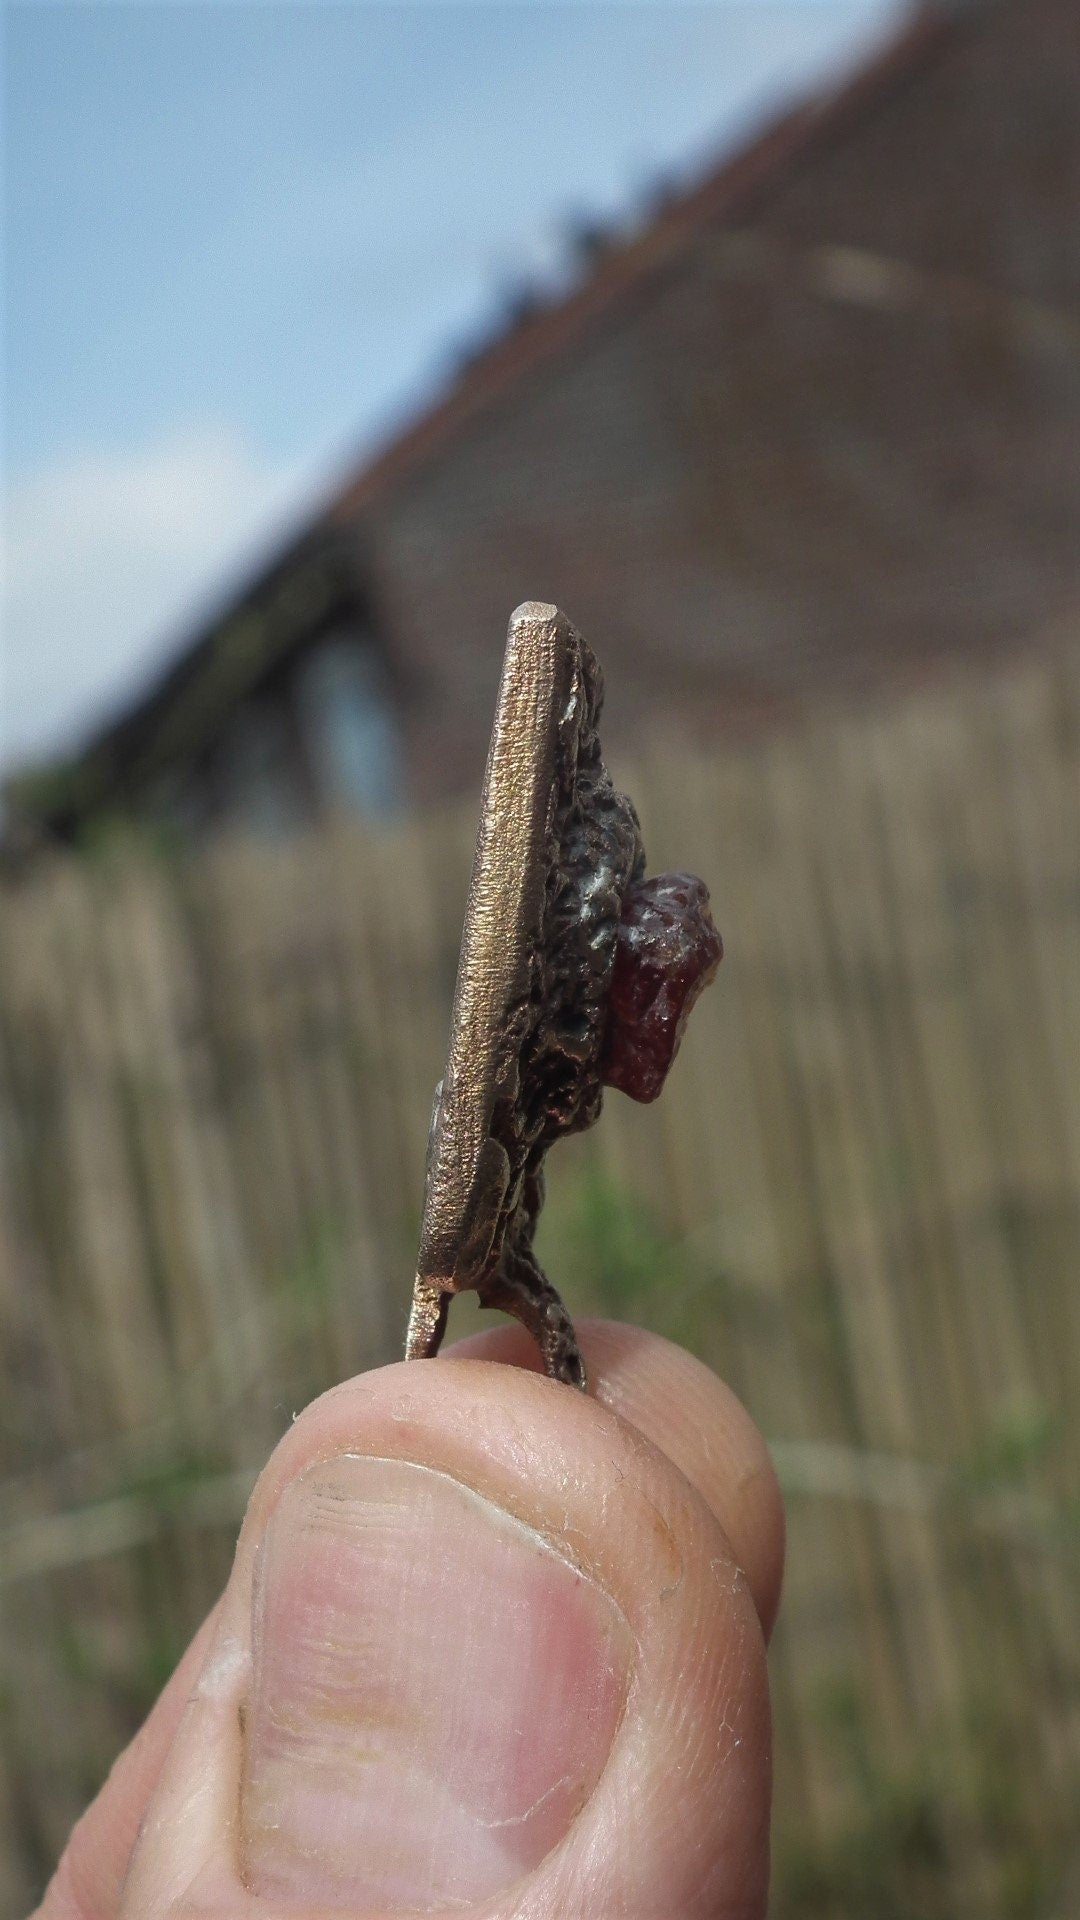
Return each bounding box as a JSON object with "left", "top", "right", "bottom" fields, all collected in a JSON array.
[{"left": 327, "top": 2, "right": 968, "bottom": 526}]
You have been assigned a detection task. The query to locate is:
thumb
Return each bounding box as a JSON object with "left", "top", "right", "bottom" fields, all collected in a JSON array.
[{"left": 115, "top": 1326, "right": 779, "bottom": 1918}]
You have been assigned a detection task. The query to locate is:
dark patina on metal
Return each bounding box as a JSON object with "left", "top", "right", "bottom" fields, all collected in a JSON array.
[{"left": 406, "top": 603, "right": 721, "bottom": 1388}]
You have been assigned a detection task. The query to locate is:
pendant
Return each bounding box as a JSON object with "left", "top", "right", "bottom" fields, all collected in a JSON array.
[{"left": 406, "top": 604, "right": 722, "bottom": 1389}]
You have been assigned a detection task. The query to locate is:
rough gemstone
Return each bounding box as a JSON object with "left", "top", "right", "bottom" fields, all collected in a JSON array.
[{"left": 601, "top": 872, "right": 722, "bottom": 1103}]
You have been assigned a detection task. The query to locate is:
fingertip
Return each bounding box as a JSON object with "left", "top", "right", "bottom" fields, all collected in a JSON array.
[
  {"left": 445, "top": 1315, "right": 786, "bottom": 1640},
  {"left": 119, "top": 1343, "right": 775, "bottom": 1918}
]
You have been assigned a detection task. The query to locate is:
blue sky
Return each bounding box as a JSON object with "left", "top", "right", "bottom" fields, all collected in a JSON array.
[{"left": 4, "top": 0, "right": 904, "bottom": 770}]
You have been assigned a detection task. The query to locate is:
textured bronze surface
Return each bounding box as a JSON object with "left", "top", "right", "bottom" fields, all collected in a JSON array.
[{"left": 406, "top": 602, "right": 720, "bottom": 1387}]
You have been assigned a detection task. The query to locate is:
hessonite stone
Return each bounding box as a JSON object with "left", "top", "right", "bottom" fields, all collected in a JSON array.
[{"left": 601, "top": 872, "right": 723, "bottom": 1103}]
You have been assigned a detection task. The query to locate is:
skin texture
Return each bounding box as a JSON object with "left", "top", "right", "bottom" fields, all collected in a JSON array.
[{"left": 36, "top": 1320, "right": 784, "bottom": 1920}]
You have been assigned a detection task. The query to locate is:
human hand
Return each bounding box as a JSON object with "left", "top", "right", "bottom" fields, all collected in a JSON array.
[{"left": 38, "top": 1320, "right": 784, "bottom": 1919}]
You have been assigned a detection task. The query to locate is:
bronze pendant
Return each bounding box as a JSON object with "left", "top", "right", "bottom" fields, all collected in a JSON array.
[{"left": 406, "top": 603, "right": 721, "bottom": 1389}]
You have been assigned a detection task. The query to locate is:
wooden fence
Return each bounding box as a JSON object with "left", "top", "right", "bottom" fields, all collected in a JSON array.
[{"left": 1, "top": 652, "right": 1078, "bottom": 1916}]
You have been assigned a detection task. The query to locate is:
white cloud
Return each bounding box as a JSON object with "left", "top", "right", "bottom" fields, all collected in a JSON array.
[{"left": 1, "top": 423, "right": 320, "bottom": 772}]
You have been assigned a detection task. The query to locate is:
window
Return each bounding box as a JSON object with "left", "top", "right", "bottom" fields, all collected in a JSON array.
[
  {"left": 299, "top": 633, "right": 403, "bottom": 819},
  {"left": 218, "top": 700, "right": 306, "bottom": 838}
]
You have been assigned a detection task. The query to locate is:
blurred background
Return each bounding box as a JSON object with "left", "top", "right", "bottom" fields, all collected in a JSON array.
[{"left": 2, "top": 0, "right": 1079, "bottom": 1912}]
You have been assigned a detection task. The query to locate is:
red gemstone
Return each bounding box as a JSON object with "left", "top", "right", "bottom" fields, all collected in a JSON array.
[{"left": 601, "top": 873, "right": 722, "bottom": 1103}]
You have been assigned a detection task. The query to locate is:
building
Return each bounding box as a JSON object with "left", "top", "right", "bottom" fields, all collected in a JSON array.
[{"left": 8, "top": 0, "right": 1080, "bottom": 845}]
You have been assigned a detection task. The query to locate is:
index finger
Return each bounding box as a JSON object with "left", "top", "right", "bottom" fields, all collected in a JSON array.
[{"left": 447, "top": 1317, "right": 785, "bottom": 1640}]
